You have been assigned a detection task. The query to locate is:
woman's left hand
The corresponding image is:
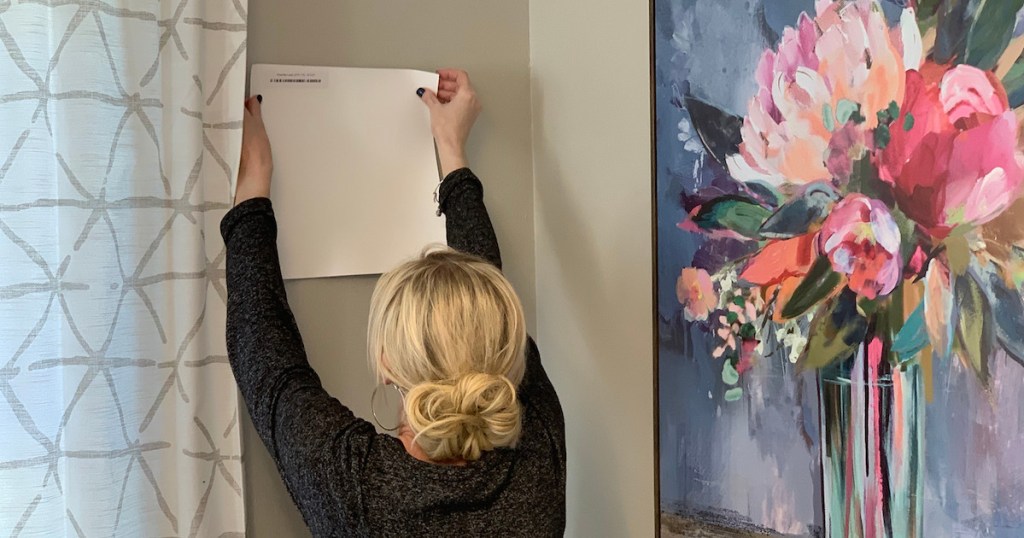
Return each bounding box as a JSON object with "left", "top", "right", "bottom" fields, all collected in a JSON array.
[{"left": 235, "top": 95, "right": 273, "bottom": 205}]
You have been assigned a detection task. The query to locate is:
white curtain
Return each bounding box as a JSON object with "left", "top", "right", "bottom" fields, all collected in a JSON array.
[{"left": 0, "top": 1, "right": 247, "bottom": 536}]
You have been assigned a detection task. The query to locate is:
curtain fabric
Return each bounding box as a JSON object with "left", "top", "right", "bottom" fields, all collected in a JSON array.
[{"left": 0, "top": 1, "right": 247, "bottom": 536}]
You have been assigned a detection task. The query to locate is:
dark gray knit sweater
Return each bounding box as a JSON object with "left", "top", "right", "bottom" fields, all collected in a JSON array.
[{"left": 221, "top": 168, "right": 566, "bottom": 537}]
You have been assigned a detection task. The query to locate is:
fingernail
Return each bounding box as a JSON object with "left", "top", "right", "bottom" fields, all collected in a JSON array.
[
  {"left": 257, "top": 95, "right": 263, "bottom": 103},
  {"left": 416, "top": 88, "right": 425, "bottom": 97}
]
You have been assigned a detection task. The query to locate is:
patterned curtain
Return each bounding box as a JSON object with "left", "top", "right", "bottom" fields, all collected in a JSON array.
[{"left": 0, "top": 1, "right": 247, "bottom": 535}]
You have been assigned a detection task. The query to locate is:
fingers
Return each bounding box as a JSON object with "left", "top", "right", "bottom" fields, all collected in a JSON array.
[
  {"left": 437, "top": 69, "right": 476, "bottom": 104},
  {"left": 244, "top": 95, "right": 264, "bottom": 119},
  {"left": 251, "top": 95, "right": 263, "bottom": 119},
  {"left": 437, "top": 68, "right": 470, "bottom": 86},
  {"left": 419, "top": 87, "right": 441, "bottom": 109},
  {"left": 437, "top": 78, "right": 460, "bottom": 103}
]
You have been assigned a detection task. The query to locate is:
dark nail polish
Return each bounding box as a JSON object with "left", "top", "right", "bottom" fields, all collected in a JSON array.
[
  {"left": 257, "top": 95, "right": 263, "bottom": 103},
  {"left": 416, "top": 88, "right": 425, "bottom": 97}
]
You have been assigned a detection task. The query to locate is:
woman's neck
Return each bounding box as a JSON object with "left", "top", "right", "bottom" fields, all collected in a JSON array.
[{"left": 397, "top": 424, "right": 467, "bottom": 466}]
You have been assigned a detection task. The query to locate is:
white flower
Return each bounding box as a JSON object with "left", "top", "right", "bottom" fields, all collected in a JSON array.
[
  {"left": 777, "top": 316, "right": 813, "bottom": 363},
  {"left": 677, "top": 115, "right": 705, "bottom": 154}
]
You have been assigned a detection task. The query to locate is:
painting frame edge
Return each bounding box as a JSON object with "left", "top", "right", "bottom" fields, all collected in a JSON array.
[{"left": 648, "top": 0, "right": 661, "bottom": 535}]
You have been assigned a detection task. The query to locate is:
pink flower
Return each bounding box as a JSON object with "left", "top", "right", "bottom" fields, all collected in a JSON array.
[
  {"left": 727, "top": 1, "right": 920, "bottom": 189},
  {"left": 676, "top": 268, "right": 718, "bottom": 321},
  {"left": 819, "top": 194, "right": 903, "bottom": 299},
  {"left": 712, "top": 314, "right": 759, "bottom": 374},
  {"left": 878, "top": 64, "right": 1024, "bottom": 238}
]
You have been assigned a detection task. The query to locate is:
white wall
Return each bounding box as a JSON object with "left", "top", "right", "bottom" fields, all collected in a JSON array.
[{"left": 530, "top": 1, "right": 656, "bottom": 536}]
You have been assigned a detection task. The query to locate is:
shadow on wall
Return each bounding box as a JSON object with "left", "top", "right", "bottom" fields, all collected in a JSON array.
[{"left": 531, "top": 85, "right": 633, "bottom": 534}]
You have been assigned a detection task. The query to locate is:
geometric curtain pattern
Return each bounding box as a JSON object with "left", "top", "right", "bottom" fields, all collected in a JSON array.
[{"left": 0, "top": 1, "right": 246, "bottom": 535}]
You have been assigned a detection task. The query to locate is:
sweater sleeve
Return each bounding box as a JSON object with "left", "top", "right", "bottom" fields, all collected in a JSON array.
[
  {"left": 437, "top": 170, "right": 557, "bottom": 407},
  {"left": 220, "top": 197, "right": 373, "bottom": 535},
  {"left": 437, "top": 168, "right": 502, "bottom": 269}
]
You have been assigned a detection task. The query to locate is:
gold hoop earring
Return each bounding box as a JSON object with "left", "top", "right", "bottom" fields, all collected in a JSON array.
[{"left": 370, "top": 383, "right": 405, "bottom": 432}]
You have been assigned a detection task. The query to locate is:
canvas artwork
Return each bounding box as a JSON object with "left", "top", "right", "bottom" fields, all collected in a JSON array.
[{"left": 654, "top": 1, "right": 1024, "bottom": 536}]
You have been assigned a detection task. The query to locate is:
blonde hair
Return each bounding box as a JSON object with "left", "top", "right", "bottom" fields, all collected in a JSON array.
[{"left": 368, "top": 247, "right": 527, "bottom": 461}]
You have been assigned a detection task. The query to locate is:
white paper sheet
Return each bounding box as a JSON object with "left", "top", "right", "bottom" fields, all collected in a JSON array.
[{"left": 249, "top": 64, "right": 446, "bottom": 279}]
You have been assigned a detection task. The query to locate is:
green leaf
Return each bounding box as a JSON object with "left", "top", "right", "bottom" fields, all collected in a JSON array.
[
  {"left": 876, "top": 109, "right": 888, "bottom": 127},
  {"left": 684, "top": 96, "right": 744, "bottom": 165},
  {"left": 835, "top": 99, "right": 861, "bottom": 124},
  {"left": 874, "top": 124, "right": 892, "bottom": 150},
  {"left": 692, "top": 196, "right": 772, "bottom": 238},
  {"left": 893, "top": 300, "right": 929, "bottom": 360},
  {"left": 917, "top": 0, "right": 943, "bottom": 18},
  {"left": 876, "top": 101, "right": 902, "bottom": 126},
  {"left": 887, "top": 101, "right": 901, "bottom": 121},
  {"left": 846, "top": 157, "right": 892, "bottom": 203},
  {"left": 758, "top": 183, "right": 839, "bottom": 239},
  {"left": 857, "top": 296, "right": 883, "bottom": 318},
  {"left": 934, "top": 0, "right": 973, "bottom": 64},
  {"left": 724, "top": 388, "right": 744, "bottom": 402},
  {"left": 925, "top": 260, "right": 956, "bottom": 360},
  {"left": 781, "top": 257, "right": 843, "bottom": 319},
  {"left": 954, "top": 271, "right": 994, "bottom": 384},
  {"left": 963, "top": 0, "right": 1024, "bottom": 70},
  {"left": 890, "top": 207, "right": 920, "bottom": 266},
  {"left": 743, "top": 181, "right": 782, "bottom": 208},
  {"left": 1002, "top": 58, "right": 1024, "bottom": 108},
  {"left": 722, "top": 360, "right": 739, "bottom": 386},
  {"left": 799, "top": 291, "right": 869, "bottom": 370},
  {"left": 903, "top": 113, "right": 915, "bottom": 132},
  {"left": 916, "top": 11, "right": 940, "bottom": 42},
  {"left": 973, "top": 263, "right": 1024, "bottom": 368},
  {"left": 945, "top": 234, "right": 972, "bottom": 277}
]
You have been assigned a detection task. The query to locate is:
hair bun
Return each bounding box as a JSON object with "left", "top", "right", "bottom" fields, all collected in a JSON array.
[{"left": 405, "top": 372, "right": 522, "bottom": 462}]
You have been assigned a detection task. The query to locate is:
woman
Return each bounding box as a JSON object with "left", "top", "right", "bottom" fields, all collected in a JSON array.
[{"left": 221, "top": 69, "right": 566, "bottom": 536}]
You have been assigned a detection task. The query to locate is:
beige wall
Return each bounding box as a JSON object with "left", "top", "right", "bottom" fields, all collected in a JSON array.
[
  {"left": 243, "top": 1, "right": 655, "bottom": 536},
  {"left": 244, "top": 1, "right": 534, "bottom": 536},
  {"left": 530, "top": 1, "right": 656, "bottom": 536}
]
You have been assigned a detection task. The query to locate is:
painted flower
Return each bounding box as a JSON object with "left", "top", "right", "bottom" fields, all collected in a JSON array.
[
  {"left": 819, "top": 194, "right": 903, "bottom": 299},
  {"left": 676, "top": 267, "right": 718, "bottom": 321},
  {"left": 739, "top": 232, "right": 818, "bottom": 320},
  {"left": 712, "top": 297, "right": 762, "bottom": 374},
  {"left": 878, "top": 63, "right": 1024, "bottom": 238},
  {"left": 727, "top": 0, "right": 920, "bottom": 189}
]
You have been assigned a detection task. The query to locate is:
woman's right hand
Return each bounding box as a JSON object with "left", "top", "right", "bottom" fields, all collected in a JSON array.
[{"left": 418, "top": 69, "right": 481, "bottom": 177}]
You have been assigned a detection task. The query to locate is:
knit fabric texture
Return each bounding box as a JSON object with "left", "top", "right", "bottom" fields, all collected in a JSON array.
[{"left": 221, "top": 168, "right": 566, "bottom": 537}]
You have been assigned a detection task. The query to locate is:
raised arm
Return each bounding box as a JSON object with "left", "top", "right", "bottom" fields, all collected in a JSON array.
[
  {"left": 437, "top": 168, "right": 501, "bottom": 268},
  {"left": 419, "top": 73, "right": 560, "bottom": 410},
  {"left": 222, "top": 96, "right": 373, "bottom": 535},
  {"left": 419, "top": 70, "right": 501, "bottom": 268}
]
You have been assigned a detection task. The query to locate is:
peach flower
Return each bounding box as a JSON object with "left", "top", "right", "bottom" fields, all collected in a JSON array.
[
  {"left": 727, "top": 1, "right": 920, "bottom": 189},
  {"left": 677, "top": 267, "right": 718, "bottom": 321}
]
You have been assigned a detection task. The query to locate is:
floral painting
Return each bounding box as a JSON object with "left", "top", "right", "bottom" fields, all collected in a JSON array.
[{"left": 655, "top": 0, "right": 1024, "bottom": 536}]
